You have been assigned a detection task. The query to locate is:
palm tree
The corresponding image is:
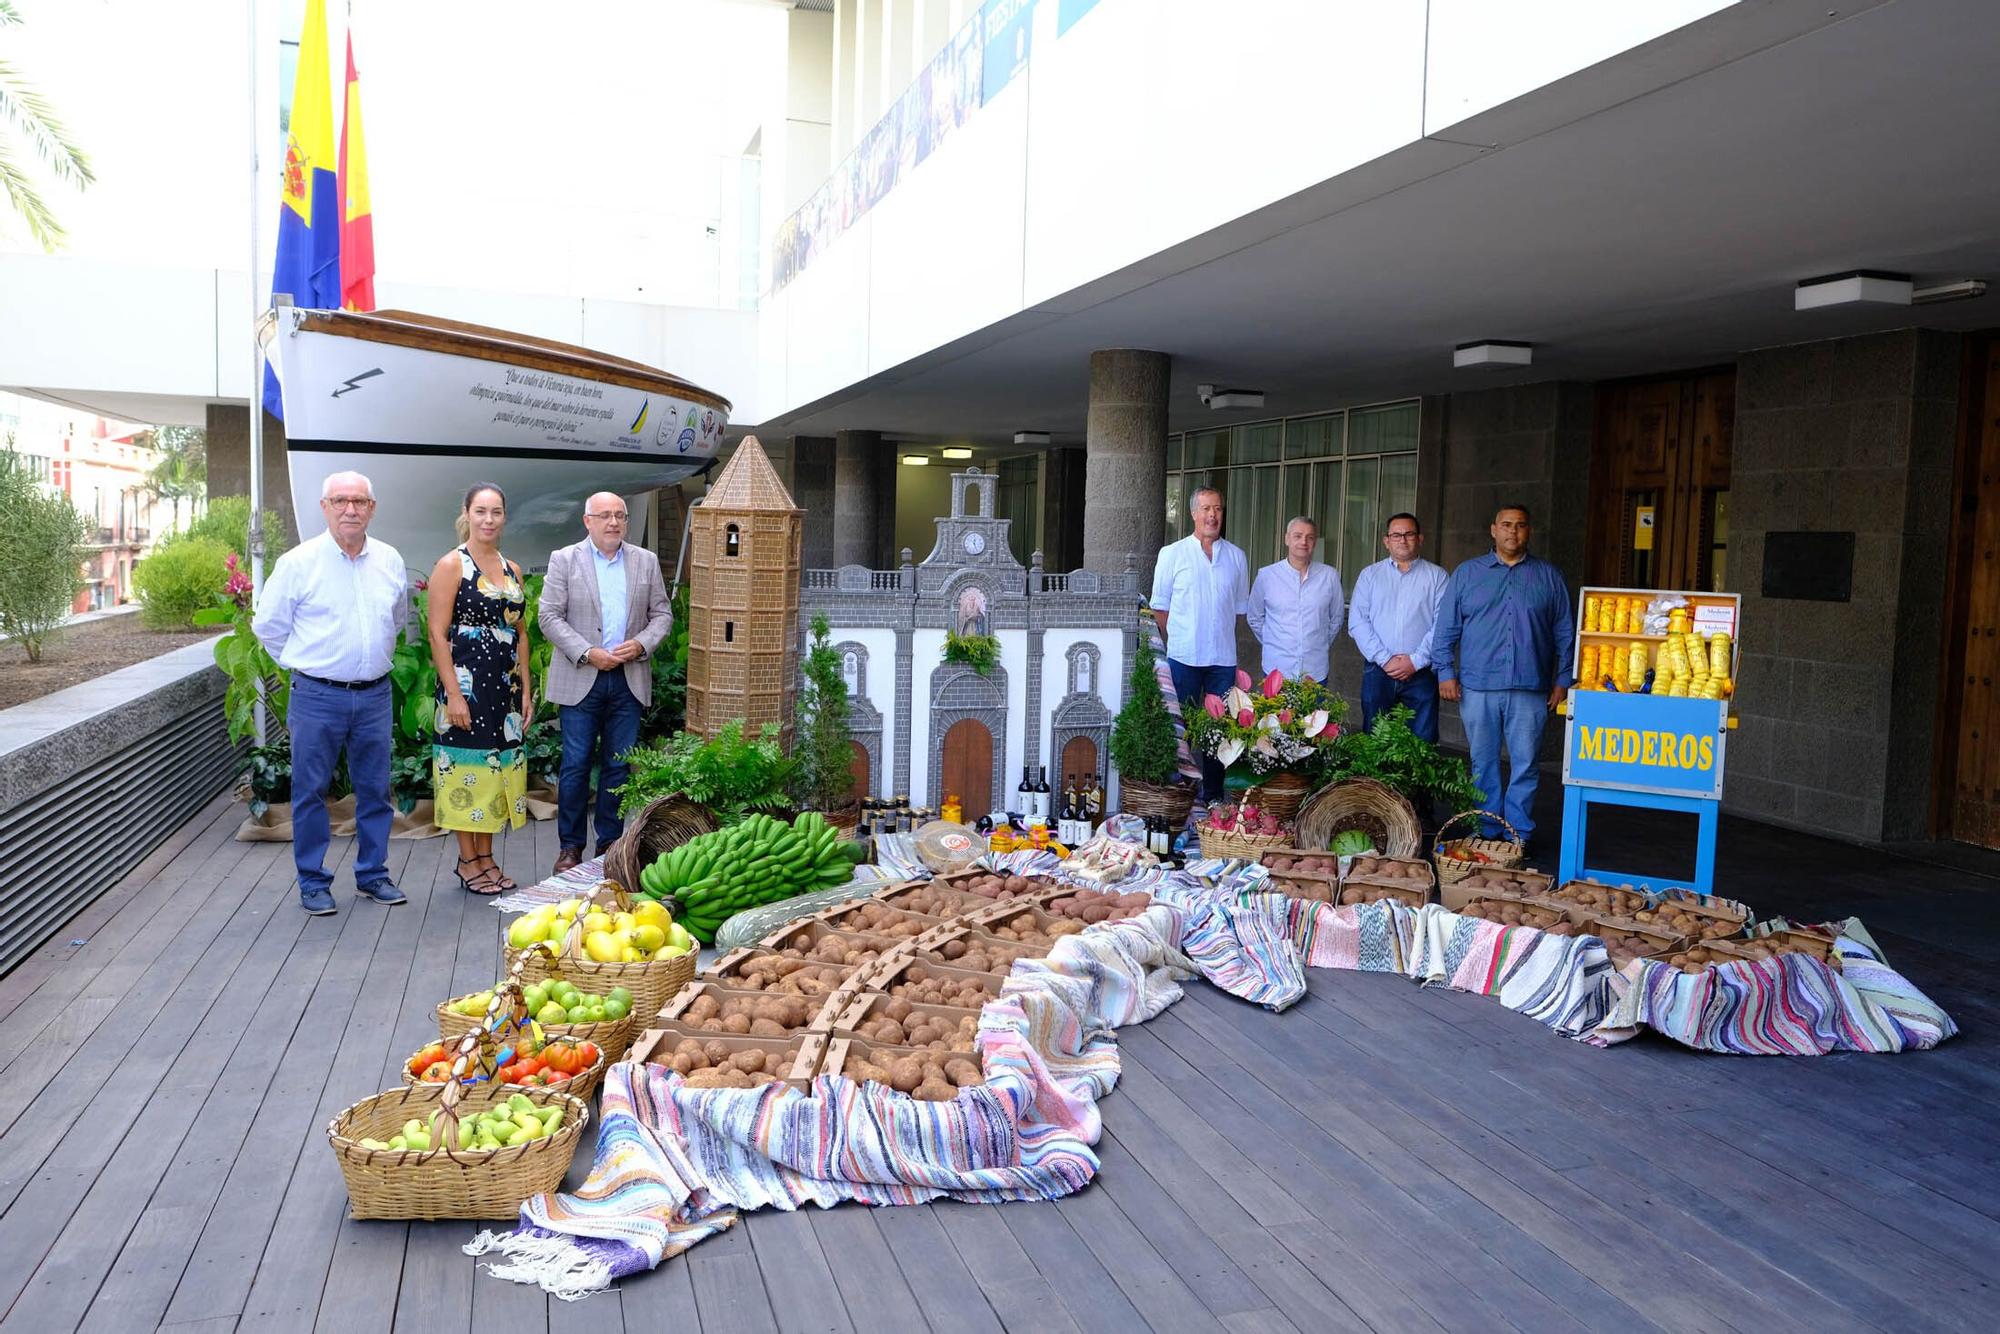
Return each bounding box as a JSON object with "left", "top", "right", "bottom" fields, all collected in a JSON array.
[{"left": 0, "top": 0, "right": 94, "bottom": 250}]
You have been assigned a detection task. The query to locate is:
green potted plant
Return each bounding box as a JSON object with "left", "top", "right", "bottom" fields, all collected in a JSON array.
[
  {"left": 1326, "top": 704, "right": 1480, "bottom": 815},
  {"left": 793, "top": 614, "right": 859, "bottom": 827},
  {"left": 941, "top": 627, "right": 1001, "bottom": 676},
  {"left": 1110, "top": 630, "right": 1196, "bottom": 824}
]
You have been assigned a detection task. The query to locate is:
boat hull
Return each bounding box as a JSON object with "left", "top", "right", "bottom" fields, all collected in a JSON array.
[{"left": 264, "top": 306, "right": 727, "bottom": 567}]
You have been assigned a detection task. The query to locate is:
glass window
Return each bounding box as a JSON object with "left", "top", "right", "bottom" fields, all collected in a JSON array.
[
  {"left": 997, "top": 455, "right": 1039, "bottom": 565},
  {"left": 1168, "top": 435, "right": 1185, "bottom": 471},
  {"left": 1232, "top": 421, "right": 1282, "bottom": 464},
  {"left": 1349, "top": 401, "right": 1418, "bottom": 456},
  {"left": 1164, "top": 474, "right": 1186, "bottom": 543},
  {"left": 1284, "top": 414, "right": 1342, "bottom": 459},
  {"left": 1186, "top": 429, "right": 1229, "bottom": 470},
  {"left": 1378, "top": 452, "right": 1417, "bottom": 528},
  {"left": 1228, "top": 466, "right": 1282, "bottom": 568},
  {"left": 1340, "top": 458, "right": 1379, "bottom": 586}
]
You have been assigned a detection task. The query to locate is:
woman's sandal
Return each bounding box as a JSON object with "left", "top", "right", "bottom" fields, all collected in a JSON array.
[
  {"left": 475, "top": 855, "right": 518, "bottom": 894},
  {"left": 455, "top": 856, "right": 505, "bottom": 896}
]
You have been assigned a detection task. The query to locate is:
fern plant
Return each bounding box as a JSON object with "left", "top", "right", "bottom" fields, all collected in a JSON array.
[
  {"left": 1326, "top": 704, "right": 1481, "bottom": 813},
  {"left": 617, "top": 719, "right": 799, "bottom": 822}
]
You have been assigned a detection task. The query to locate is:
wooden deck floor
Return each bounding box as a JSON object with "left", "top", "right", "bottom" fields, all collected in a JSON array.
[{"left": 1, "top": 790, "right": 1997, "bottom": 1333}]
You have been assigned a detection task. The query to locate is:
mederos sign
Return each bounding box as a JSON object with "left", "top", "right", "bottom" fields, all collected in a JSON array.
[{"left": 1563, "top": 690, "right": 1728, "bottom": 799}]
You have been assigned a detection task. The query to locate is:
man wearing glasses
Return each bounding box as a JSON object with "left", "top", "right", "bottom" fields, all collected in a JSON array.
[
  {"left": 1347, "top": 513, "right": 1449, "bottom": 743},
  {"left": 538, "top": 492, "right": 674, "bottom": 876},
  {"left": 253, "top": 471, "right": 410, "bottom": 915}
]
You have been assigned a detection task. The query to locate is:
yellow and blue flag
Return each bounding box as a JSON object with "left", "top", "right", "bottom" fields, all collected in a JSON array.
[{"left": 265, "top": 0, "right": 341, "bottom": 419}]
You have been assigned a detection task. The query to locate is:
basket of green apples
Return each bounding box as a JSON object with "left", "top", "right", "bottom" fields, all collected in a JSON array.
[{"left": 438, "top": 976, "right": 638, "bottom": 1061}]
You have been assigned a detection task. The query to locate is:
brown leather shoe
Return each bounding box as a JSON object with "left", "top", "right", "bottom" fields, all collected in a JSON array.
[{"left": 553, "top": 848, "right": 582, "bottom": 876}]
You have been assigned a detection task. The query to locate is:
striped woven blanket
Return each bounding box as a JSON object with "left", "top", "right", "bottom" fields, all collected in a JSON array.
[{"left": 467, "top": 905, "right": 1193, "bottom": 1297}]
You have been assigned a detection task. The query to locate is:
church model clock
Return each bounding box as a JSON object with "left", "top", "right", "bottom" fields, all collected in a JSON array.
[{"left": 962, "top": 530, "right": 986, "bottom": 556}]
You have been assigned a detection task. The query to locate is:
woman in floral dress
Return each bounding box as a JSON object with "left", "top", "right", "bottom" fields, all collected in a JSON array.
[{"left": 426, "top": 483, "right": 533, "bottom": 894}]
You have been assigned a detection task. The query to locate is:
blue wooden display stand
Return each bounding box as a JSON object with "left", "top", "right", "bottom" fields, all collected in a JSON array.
[{"left": 1557, "top": 690, "right": 1729, "bottom": 896}]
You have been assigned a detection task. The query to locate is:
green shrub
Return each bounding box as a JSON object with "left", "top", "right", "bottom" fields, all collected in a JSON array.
[
  {"left": 0, "top": 449, "right": 89, "bottom": 661},
  {"left": 169, "top": 496, "right": 289, "bottom": 562},
  {"left": 1110, "top": 629, "right": 1181, "bottom": 786},
  {"left": 133, "top": 536, "right": 231, "bottom": 628}
]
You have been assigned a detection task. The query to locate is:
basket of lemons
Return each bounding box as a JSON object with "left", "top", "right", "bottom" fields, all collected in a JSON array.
[{"left": 504, "top": 881, "right": 697, "bottom": 1042}]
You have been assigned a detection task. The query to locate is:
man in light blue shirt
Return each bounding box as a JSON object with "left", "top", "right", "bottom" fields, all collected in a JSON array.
[
  {"left": 1247, "top": 516, "right": 1342, "bottom": 681},
  {"left": 1348, "top": 512, "right": 1449, "bottom": 743},
  {"left": 1431, "top": 504, "right": 1574, "bottom": 847}
]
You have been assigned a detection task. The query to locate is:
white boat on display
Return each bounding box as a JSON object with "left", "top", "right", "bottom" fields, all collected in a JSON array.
[{"left": 260, "top": 305, "right": 730, "bottom": 565}]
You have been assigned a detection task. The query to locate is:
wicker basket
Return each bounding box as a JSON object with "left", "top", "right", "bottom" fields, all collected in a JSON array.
[
  {"left": 1247, "top": 771, "right": 1314, "bottom": 823},
  {"left": 1118, "top": 774, "right": 1198, "bottom": 826},
  {"left": 401, "top": 1035, "right": 608, "bottom": 1102},
  {"left": 1295, "top": 778, "right": 1423, "bottom": 858},
  {"left": 328, "top": 1077, "right": 588, "bottom": 1220},
  {"left": 1433, "top": 809, "right": 1527, "bottom": 885},
  {"left": 506, "top": 881, "right": 697, "bottom": 1039},
  {"left": 601, "top": 794, "right": 720, "bottom": 893},
  {"left": 1197, "top": 823, "right": 1291, "bottom": 860},
  {"left": 437, "top": 988, "right": 637, "bottom": 1061}
]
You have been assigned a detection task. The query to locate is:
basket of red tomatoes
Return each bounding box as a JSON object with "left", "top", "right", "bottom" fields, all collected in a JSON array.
[{"left": 404, "top": 1034, "right": 605, "bottom": 1101}]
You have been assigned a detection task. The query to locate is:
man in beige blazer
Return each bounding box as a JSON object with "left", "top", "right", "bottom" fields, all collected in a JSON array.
[{"left": 538, "top": 492, "right": 673, "bottom": 874}]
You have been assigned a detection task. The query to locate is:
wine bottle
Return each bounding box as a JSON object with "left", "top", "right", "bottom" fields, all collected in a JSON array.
[
  {"left": 1034, "top": 765, "right": 1050, "bottom": 821},
  {"left": 1016, "top": 766, "right": 1033, "bottom": 820},
  {"left": 1058, "top": 777, "right": 1073, "bottom": 843}
]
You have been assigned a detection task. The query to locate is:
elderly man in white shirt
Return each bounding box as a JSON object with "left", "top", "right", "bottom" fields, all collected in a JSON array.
[
  {"left": 1150, "top": 485, "right": 1249, "bottom": 804},
  {"left": 253, "top": 470, "right": 411, "bottom": 916},
  {"left": 1347, "top": 511, "right": 1449, "bottom": 742},
  {"left": 1247, "top": 516, "right": 1343, "bottom": 682}
]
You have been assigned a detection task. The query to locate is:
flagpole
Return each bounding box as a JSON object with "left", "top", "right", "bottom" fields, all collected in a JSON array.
[{"left": 247, "top": 0, "right": 267, "bottom": 745}]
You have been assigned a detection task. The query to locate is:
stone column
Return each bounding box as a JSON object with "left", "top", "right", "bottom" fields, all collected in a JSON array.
[
  {"left": 1082, "top": 349, "right": 1169, "bottom": 593},
  {"left": 792, "top": 436, "right": 837, "bottom": 571},
  {"left": 834, "top": 429, "right": 889, "bottom": 567}
]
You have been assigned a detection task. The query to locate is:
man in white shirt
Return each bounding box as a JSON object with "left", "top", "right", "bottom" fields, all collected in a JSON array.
[
  {"left": 1150, "top": 486, "right": 1249, "bottom": 804},
  {"left": 1346, "top": 511, "right": 1449, "bottom": 743},
  {"left": 253, "top": 470, "right": 410, "bottom": 915},
  {"left": 1247, "top": 516, "right": 1343, "bottom": 682}
]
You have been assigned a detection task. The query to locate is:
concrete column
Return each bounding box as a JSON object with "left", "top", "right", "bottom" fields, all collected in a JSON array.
[
  {"left": 1082, "top": 349, "right": 1169, "bottom": 591},
  {"left": 793, "top": 435, "right": 836, "bottom": 570},
  {"left": 834, "top": 429, "right": 891, "bottom": 567}
]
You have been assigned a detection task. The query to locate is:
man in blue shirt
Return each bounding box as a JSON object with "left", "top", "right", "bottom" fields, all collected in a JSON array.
[{"left": 1431, "top": 504, "right": 1574, "bottom": 848}]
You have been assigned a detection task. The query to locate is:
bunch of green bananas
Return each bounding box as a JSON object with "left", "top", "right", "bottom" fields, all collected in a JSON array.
[{"left": 637, "top": 811, "right": 865, "bottom": 943}]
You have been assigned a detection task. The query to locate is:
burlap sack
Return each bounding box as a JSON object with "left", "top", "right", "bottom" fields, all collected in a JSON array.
[{"left": 236, "top": 781, "right": 557, "bottom": 842}]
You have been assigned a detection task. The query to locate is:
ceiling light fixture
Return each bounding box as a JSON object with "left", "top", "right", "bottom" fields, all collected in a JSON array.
[
  {"left": 941, "top": 447, "right": 974, "bottom": 459},
  {"left": 1453, "top": 340, "right": 1533, "bottom": 370},
  {"left": 1012, "top": 431, "right": 1050, "bottom": 447},
  {"left": 1794, "top": 270, "right": 1912, "bottom": 310},
  {"left": 1912, "top": 279, "right": 1987, "bottom": 305},
  {"left": 899, "top": 454, "right": 930, "bottom": 466}
]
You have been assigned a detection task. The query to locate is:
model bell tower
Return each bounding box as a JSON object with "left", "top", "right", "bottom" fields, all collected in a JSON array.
[{"left": 684, "top": 435, "right": 804, "bottom": 744}]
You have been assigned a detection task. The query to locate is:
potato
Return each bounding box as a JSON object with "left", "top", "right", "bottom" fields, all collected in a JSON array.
[
  {"left": 943, "top": 1058, "right": 983, "bottom": 1087},
  {"left": 669, "top": 1051, "right": 699, "bottom": 1074},
  {"left": 719, "top": 1013, "right": 752, "bottom": 1035},
  {"left": 887, "top": 1058, "right": 924, "bottom": 1093},
  {"left": 703, "top": 1040, "right": 732, "bottom": 1066},
  {"left": 748, "top": 1018, "right": 788, "bottom": 1037}
]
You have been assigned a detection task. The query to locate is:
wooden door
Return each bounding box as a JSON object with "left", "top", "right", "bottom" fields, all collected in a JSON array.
[
  {"left": 1060, "top": 737, "right": 1099, "bottom": 790},
  {"left": 1588, "top": 371, "right": 1734, "bottom": 591},
  {"left": 939, "top": 720, "right": 992, "bottom": 816},
  {"left": 848, "top": 741, "right": 871, "bottom": 801},
  {"left": 1938, "top": 337, "right": 2000, "bottom": 846}
]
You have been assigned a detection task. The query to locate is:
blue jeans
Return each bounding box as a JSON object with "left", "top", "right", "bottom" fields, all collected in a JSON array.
[
  {"left": 1361, "top": 664, "right": 1439, "bottom": 743},
  {"left": 558, "top": 670, "right": 643, "bottom": 854},
  {"left": 288, "top": 673, "right": 394, "bottom": 895},
  {"left": 1166, "top": 659, "right": 1237, "bottom": 803},
  {"left": 1458, "top": 687, "right": 1549, "bottom": 844}
]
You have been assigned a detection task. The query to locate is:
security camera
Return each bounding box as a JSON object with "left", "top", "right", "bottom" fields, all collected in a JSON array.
[{"left": 1196, "top": 384, "right": 1215, "bottom": 406}]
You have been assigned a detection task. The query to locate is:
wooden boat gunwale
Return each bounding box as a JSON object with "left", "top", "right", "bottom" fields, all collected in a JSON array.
[{"left": 292, "top": 308, "right": 733, "bottom": 413}]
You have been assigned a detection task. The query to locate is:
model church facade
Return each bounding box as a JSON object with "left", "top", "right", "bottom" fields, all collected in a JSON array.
[{"left": 799, "top": 468, "right": 1140, "bottom": 817}]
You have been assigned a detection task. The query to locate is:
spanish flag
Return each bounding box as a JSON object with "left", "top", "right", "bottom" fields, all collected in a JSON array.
[
  {"left": 338, "top": 29, "right": 375, "bottom": 312},
  {"left": 264, "top": 0, "right": 341, "bottom": 420}
]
